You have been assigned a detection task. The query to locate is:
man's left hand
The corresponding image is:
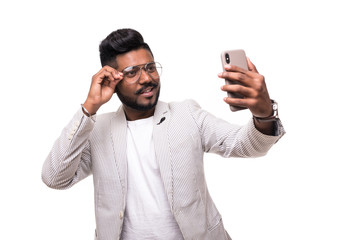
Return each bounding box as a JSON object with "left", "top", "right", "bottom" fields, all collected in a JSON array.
[{"left": 218, "top": 58, "right": 273, "bottom": 118}]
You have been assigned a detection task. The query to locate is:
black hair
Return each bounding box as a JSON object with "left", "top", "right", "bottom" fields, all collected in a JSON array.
[{"left": 99, "top": 28, "right": 153, "bottom": 68}]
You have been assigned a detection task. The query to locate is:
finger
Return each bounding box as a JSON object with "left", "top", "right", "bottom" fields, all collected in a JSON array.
[
  {"left": 223, "top": 64, "right": 247, "bottom": 74},
  {"left": 100, "top": 71, "right": 115, "bottom": 83},
  {"left": 103, "top": 66, "right": 122, "bottom": 80},
  {"left": 246, "top": 57, "right": 258, "bottom": 73},
  {"left": 94, "top": 66, "right": 121, "bottom": 82},
  {"left": 218, "top": 71, "right": 253, "bottom": 87},
  {"left": 224, "top": 96, "right": 259, "bottom": 109},
  {"left": 221, "top": 84, "right": 255, "bottom": 98},
  {"left": 106, "top": 73, "right": 123, "bottom": 90},
  {"left": 223, "top": 96, "right": 249, "bottom": 109},
  {"left": 108, "top": 77, "right": 122, "bottom": 90}
]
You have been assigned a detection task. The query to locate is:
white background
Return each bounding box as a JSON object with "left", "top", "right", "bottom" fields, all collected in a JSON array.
[{"left": 1, "top": 0, "right": 359, "bottom": 239}]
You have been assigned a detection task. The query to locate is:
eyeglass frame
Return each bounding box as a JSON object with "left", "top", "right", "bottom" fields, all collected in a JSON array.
[{"left": 120, "top": 61, "right": 162, "bottom": 84}]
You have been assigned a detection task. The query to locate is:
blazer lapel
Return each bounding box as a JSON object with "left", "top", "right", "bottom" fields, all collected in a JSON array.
[
  {"left": 110, "top": 106, "right": 128, "bottom": 195},
  {"left": 152, "top": 101, "right": 174, "bottom": 210}
]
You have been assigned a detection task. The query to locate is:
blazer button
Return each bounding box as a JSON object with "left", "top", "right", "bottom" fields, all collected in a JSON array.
[{"left": 119, "top": 211, "right": 124, "bottom": 219}]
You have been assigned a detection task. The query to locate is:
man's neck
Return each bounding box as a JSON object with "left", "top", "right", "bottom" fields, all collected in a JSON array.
[{"left": 123, "top": 105, "right": 155, "bottom": 121}]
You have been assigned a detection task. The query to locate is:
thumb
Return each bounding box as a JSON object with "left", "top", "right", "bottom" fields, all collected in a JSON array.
[
  {"left": 108, "top": 77, "right": 122, "bottom": 90},
  {"left": 247, "top": 57, "right": 258, "bottom": 73}
]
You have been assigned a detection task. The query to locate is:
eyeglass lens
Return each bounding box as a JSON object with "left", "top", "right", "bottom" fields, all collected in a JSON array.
[{"left": 123, "top": 62, "right": 162, "bottom": 83}]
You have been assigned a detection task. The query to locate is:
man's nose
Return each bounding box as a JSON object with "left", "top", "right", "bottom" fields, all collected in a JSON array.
[{"left": 138, "top": 68, "right": 152, "bottom": 84}]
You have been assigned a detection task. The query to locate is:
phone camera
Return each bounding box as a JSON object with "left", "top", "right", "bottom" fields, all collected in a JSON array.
[{"left": 225, "top": 53, "right": 230, "bottom": 64}]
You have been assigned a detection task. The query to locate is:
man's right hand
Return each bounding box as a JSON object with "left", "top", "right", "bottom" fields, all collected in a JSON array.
[{"left": 83, "top": 66, "right": 123, "bottom": 115}]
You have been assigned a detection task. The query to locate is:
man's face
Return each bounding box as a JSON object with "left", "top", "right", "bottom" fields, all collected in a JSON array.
[{"left": 115, "top": 48, "right": 160, "bottom": 112}]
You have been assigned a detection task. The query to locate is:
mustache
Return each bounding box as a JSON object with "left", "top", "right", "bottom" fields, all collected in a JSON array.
[{"left": 135, "top": 82, "right": 158, "bottom": 95}]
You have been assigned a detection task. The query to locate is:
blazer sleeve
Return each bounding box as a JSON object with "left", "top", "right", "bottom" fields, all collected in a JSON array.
[
  {"left": 42, "top": 108, "right": 95, "bottom": 189},
  {"left": 186, "top": 99, "right": 285, "bottom": 158}
]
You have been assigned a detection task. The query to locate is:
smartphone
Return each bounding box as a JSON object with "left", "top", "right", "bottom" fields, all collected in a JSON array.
[{"left": 220, "top": 49, "right": 248, "bottom": 111}]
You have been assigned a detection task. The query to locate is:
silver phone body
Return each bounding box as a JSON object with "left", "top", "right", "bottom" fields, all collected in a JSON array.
[{"left": 220, "top": 49, "right": 248, "bottom": 111}]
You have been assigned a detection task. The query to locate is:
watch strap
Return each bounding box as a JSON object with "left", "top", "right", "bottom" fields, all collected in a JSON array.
[{"left": 253, "top": 100, "right": 279, "bottom": 122}]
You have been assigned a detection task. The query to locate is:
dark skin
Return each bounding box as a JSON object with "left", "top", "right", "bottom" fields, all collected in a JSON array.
[
  {"left": 83, "top": 49, "right": 274, "bottom": 135},
  {"left": 82, "top": 66, "right": 123, "bottom": 116},
  {"left": 218, "top": 58, "right": 274, "bottom": 135},
  {"left": 83, "top": 49, "right": 159, "bottom": 121},
  {"left": 114, "top": 49, "right": 160, "bottom": 120}
]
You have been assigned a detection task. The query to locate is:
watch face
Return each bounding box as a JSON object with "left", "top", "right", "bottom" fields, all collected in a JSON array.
[{"left": 273, "top": 103, "right": 278, "bottom": 111}]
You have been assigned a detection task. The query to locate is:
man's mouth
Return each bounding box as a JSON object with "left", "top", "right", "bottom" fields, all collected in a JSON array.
[
  {"left": 142, "top": 87, "right": 153, "bottom": 93},
  {"left": 140, "top": 87, "right": 154, "bottom": 97},
  {"left": 136, "top": 83, "right": 158, "bottom": 95}
]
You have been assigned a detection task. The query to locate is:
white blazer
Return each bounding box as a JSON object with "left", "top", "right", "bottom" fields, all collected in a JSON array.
[{"left": 42, "top": 99, "right": 285, "bottom": 240}]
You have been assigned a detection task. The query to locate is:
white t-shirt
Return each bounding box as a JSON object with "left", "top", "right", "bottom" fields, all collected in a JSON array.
[{"left": 122, "top": 117, "right": 183, "bottom": 240}]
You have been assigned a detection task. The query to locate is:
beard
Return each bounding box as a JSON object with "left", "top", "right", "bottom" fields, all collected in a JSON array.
[{"left": 116, "top": 85, "right": 160, "bottom": 112}]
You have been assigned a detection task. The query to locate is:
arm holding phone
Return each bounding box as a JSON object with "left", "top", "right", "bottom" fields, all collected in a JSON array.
[{"left": 218, "top": 57, "right": 276, "bottom": 136}]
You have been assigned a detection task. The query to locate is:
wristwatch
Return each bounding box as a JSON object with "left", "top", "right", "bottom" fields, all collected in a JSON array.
[{"left": 253, "top": 100, "right": 279, "bottom": 122}]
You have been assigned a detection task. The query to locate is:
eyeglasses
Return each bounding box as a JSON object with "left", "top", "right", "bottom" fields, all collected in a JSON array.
[{"left": 121, "top": 62, "right": 162, "bottom": 84}]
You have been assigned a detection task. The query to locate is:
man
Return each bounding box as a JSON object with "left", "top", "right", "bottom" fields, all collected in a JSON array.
[{"left": 42, "top": 28, "right": 285, "bottom": 240}]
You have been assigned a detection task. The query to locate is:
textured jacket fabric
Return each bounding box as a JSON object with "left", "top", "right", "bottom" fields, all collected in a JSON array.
[{"left": 42, "top": 99, "right": 285, "bottom": 240}]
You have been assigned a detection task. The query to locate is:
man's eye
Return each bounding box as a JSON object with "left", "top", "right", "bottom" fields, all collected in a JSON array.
[
  {"left": 146, "top": 64, "right": 156, "bottom": 73},
  {"left": 124, "top": 68, "right": 138, "bottom": 78}
]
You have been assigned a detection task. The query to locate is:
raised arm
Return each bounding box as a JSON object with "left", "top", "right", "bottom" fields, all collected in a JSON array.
[{"left": 42, "top": 66, "right": 123, "bottom": 189}]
